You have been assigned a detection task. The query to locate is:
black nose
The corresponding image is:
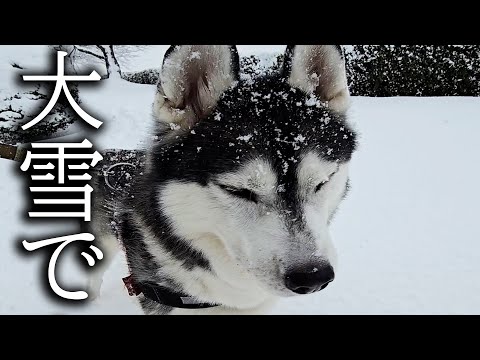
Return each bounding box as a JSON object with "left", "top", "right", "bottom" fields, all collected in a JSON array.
[{"left": 285, "top": 264, "right": 335, "bottom": 294}]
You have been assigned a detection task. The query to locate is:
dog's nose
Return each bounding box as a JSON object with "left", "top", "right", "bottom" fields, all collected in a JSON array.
[{"left": 285, "top": 264, "right": 335, "bottom": 294}]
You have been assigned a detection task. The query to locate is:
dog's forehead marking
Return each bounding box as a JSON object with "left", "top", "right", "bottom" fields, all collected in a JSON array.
[
  {"left": 297, "top": 152, "right": 341, "bottom": 188},
  {"left": 215, "top": 158, "right": 277, "bottom": 193}
]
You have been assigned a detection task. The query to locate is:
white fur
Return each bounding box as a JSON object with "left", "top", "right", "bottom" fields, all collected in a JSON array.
[{"left": 153, "top": 185, "right": 273, "bottom": 309}]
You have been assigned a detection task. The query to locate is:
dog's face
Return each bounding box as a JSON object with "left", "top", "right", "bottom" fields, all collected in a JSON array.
[{"left": 150, "top": 45, "right": 357, "bottom": 297}]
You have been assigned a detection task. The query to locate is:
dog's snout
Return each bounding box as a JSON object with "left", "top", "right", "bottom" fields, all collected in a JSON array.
[{"left": 284, "top": 264, "right": 335, "bottom": 294}]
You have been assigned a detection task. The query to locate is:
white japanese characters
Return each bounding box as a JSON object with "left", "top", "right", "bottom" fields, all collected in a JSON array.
[
  {"left": 22, "top": 51, "right": 102, "bottom": 130},
  {"left": 23, "top": 234, "right": 103, "bottom": 300},
  {"left": 20, "top": 139, "right": 102, "bottom": 221},
  {"left": 20, "top": 51, "right": 104, "bottom": 301}
]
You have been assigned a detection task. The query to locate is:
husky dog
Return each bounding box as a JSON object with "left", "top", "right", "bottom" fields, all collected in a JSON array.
[{"left": 88, "top": 45, "right": 358, "bottom": 315}]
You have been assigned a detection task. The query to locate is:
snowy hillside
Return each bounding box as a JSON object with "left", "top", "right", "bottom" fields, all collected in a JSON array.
[{"left": 1, "top": 46, "right": 480, "bottom": 314}]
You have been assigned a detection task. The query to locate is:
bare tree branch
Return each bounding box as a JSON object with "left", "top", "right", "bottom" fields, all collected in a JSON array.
[
  {"left": 57, "top": 45, "right": 158, "bottom": 84},
  {"left": 95, "top": 45, "right": 122, "bottom": 79},
  {"left": 95, "top": 45, "right": 109, "bottom": 64},
  {"left": 106, "top": 45, "right": 122, "bottom": 78},
  {"left": 75, "top": 46, "right": 105, "bottom": 60}
]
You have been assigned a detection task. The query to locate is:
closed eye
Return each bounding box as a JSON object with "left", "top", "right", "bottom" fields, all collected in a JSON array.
[
  {"left": 218, "top": 185, "right": 258, "bottom": 203},
  {"left": 314, "top": 169, "right": 338, "bottom": 193},
  {"left": 315, "top": 180, "right": 328, "bottom": 193}
]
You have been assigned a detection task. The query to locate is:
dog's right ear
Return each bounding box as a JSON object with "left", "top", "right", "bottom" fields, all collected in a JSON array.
[
  {"left": 153, "top": 45, "right": 240, "bottom": 129},
  {"left": 282, "top": 45, "right": 350, "bottom": 114}
]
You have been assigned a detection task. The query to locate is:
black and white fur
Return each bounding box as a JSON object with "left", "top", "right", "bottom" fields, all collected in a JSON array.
[{"left": 88, "top": 45, "right": 358, "bottom": 315}]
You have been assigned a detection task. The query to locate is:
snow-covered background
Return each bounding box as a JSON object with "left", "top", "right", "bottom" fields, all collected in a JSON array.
[{"left": 1, "top": 46, "right": 480, "bottom": 314}]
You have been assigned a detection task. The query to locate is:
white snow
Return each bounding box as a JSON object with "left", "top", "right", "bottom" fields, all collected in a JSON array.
[
  {"left": 1, "top": 46, "right": 480, "bottom": 314},
  {"left": 237, "top": 134, "right": 253, "bottom": 142}
]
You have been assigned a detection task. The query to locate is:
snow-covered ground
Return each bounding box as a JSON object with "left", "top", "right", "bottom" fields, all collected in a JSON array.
[{"left": 1, "top": 46, "right": 480, "bottom": 314}]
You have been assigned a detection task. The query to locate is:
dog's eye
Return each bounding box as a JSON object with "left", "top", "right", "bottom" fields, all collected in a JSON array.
[
  {"left": 315, "top": 170, "right": 338, "bottom": 193},
  {"left": 315, "top": 181, "right": 328, "bottom": 193},
  {"left": 219, "top": 185, "right": 258, "bottom": 203}
]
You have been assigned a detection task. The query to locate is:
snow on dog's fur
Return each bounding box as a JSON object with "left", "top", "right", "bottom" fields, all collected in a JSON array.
[{"left": 88, "top": 45, "right": 358, "bottom": 315}]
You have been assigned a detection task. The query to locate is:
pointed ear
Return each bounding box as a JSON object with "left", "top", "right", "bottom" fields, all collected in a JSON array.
[
  {"left": 283, "top": 45, "right": 350, "bottom": 114},
  {"left": 153, "top": 45, "right": 240, "bottom": 129}
]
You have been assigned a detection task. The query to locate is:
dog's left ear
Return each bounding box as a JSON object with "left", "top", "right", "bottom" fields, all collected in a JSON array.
[
  {"left": 283, "top": 45, "right": 350, "bottom": 114},
  {"left": 153, "top": 45, "right": 240, "bottom": 129}
]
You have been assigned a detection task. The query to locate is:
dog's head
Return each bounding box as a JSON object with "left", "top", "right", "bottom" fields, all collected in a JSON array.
[{"left": 149, "top": 45, "right": 357, "bottom": 297}]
